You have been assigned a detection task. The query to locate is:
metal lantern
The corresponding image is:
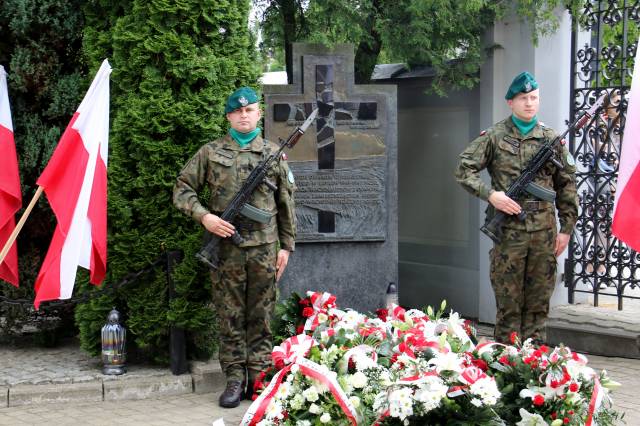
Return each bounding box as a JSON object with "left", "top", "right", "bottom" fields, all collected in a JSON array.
[
  {"left": 101, "top": 308, "right": 127, "bottom": 375},
  {"left": 385, "top": 282, "right": 398, "bottom": 308}
]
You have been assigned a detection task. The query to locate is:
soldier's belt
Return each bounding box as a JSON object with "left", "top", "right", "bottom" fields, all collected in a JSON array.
[{"left": 520, "top": 200, "right": 553, "bottom": 212}]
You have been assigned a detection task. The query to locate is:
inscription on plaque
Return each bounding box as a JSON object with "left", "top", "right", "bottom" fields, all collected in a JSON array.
[{"left": 292, "top": 160, "right": 386, "bottom": 241}]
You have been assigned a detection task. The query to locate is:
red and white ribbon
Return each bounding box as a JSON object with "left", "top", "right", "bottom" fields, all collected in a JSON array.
[
  {"left": 390, "top": 304, "right": 406, "bottom": 321},
  {"left": 344, "top": 344, "right": 378, "bottom": 366},
  {"left": 296, "top": 357, "right": 358, "bottom": 424},
  {"left": 474, "top": 341, "right": 508, "bottom": 355},
  {"left": 241, "top": 334, "right": 358, "bottom": 426},
  {"left": 396, "top": 371, "right": 439, "bottom": 385},
  {"left": 447, "top": 385, "right": 466, "bottom": 398},
  {"left": 585, "top": 377, "right": 604, "bottom": 426},
  {"left": 272, "top": 334, "right": 315, "bottom": 368},
  {"left": 460, "top": 366, "right": 487, "bottom": 385},
  {"left": 304, "top": 291, "right": 336, "bottom": 331}
]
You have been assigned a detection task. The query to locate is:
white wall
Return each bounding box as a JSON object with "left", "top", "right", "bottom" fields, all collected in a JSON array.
[{"left": 477, "top": 7, "right": 586, "bottom": 323}]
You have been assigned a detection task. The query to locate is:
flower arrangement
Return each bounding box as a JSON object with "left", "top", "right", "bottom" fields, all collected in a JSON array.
[
  {"left": 475, "top": 334, "right": 622, "bottom": 425},
  {"left": 243, "top": 292, "right": 622, "bottom": 426}
]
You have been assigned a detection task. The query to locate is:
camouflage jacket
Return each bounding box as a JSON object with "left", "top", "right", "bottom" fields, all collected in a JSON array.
[
  {"left": 173, "top": 133, "right": 296, "bottom": 251},
  {"left": 455, "top": 117, "right": 578, "bottom": 234}
]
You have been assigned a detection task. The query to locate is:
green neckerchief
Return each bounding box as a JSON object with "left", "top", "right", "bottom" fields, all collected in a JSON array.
[
  {"left": 511, "top": 115, "right": 538, "bottom": 136},
  {"left": 230, "top": 127, "right": 261, "bottom": 147}
]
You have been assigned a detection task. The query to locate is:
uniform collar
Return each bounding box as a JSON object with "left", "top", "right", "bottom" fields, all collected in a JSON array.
[
  {"left": 221, "top": 133, "right": 265, "bottom": 152},
  {"left": 504, "top": 116, "right": 546, "bottom": 139}
]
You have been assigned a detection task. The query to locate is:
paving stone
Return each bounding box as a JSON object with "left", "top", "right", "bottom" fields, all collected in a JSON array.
[
  {"left": 72, "top": 375, "right": 98, "bottom": 383},
  {"left": 8, "top": 381, "right": 103, "bottom": 407},
  {"left": 190, "top": 360, "right": 226, "bottom": 394},
  {"left": 547, "top": 303, "right": 640, "bottom": 358},
  {"left": 547, "top": 320, "right": 640, "bottom": 359},
  {"left": 103, "top": 374, "right": 192, "bottom": 401}
]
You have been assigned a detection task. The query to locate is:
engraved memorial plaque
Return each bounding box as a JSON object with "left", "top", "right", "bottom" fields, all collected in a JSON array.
[
  {"left": 263, "top": 44, "right": 397, "bottom": 312},
  {"left": 266, "top": 48, "right": 388, "bottom": 242}
]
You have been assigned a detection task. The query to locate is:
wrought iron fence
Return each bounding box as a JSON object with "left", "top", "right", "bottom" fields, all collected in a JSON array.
[{"left": 566, "top": 0, "right": 640, "bottom": 309}]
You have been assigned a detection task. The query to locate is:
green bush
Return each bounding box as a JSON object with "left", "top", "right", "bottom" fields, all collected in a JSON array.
[{"left": 76, "top": 0, "right": 261, "bottom": 363}]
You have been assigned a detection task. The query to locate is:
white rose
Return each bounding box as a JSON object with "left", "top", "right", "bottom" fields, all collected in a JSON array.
[
  {"left": 303, "top": 386, "right": 319, "bottom": 402},
  {"left": 290, "top": 394, "right": 305, "bottom": 410},
  {"left": 309, "top": 403, "right": 321, "bottom": 414},
  {"left": 349, "top": 396, "right": 361, "bottom": 408},
  {"left": 380, "top": 371, "right": 393, "bottom": 386},
  {"left": 320, "top": 413, "right": 331, "bottom": 423},
  {"left": 350, "top": 371, "right": 368, "bottom": 388}
]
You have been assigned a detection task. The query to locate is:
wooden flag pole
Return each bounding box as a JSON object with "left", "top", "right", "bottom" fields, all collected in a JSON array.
[{"left": 0, "top": 186, "right": 44, "bottom": 266}]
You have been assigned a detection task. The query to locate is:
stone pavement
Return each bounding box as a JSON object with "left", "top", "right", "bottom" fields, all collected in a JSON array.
[
  {"left": 547, "top": 299, "right": 640, "bottom": 359},
  {"left": 0, "top": 393, "right": 251, "bottom": 425}
]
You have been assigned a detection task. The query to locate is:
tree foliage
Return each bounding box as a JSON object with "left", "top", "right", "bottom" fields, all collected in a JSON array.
[
  {"left": 75, "top": 0, "right": 261, "bottom": 362},
  {"left": 256, "top": 0, "right": 586, "bottom": 91},
  {"left": 0, "top": 0, "right": 86, "bottom": 342},
  {"left": 599, "top": 0, "right": 640, "bottom": 88}
]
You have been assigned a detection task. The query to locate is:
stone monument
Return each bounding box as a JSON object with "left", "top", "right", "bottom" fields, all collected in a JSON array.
[{"left": 264, "top": 43, "right": 398, "bottom": 312}]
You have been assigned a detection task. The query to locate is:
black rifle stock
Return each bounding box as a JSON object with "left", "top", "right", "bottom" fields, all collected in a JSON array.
[
  {"left": 480, "top": 95, "right": 607, "bottom": 243},
  {"left": 195, "top": 109, "right": 318, "bottom": 269}
]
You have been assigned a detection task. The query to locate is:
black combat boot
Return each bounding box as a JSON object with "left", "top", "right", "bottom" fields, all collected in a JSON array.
[{"left": 219, "top": 380, "right": 245, "bottom": 408}]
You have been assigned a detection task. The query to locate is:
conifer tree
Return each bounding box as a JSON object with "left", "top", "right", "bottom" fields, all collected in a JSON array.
[{"left": 76, "top": 0, "right": 260, "bottom": 362}]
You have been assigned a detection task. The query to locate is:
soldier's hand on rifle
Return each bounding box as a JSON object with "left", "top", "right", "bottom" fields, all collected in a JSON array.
[
  {"left": 202, "top": 213, "right": 235, "bottom": 238},
  {"left": 488, "top": 191, "right": 522, "bottom": 215},
  {"left": 275, "top": 249, "right": 290, "bottom": 282}
]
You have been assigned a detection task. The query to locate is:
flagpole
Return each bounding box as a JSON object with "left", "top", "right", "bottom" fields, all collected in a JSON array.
[{"left": 0, "top": 186, "right": 44, "bottom": 266}]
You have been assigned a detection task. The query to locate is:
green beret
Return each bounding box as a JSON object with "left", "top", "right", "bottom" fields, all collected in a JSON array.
[
  {"left": 505, "top": 72, "right": 539, "bottom": 100},
  {"left": 224, "top": 87, "right": 260, "bottom": 113}
]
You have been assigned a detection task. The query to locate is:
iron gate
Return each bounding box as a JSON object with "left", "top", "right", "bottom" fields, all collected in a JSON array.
[{"left": 566, "top": 0, "right": 640, "bottom": 309}]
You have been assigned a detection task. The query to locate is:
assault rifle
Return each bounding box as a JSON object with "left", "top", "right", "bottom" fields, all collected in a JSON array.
[
  {"left": 196, "top": 108, "right": 318, "bottom": 269},
  {"left": 481, "top": 94, "right": 607, "bottom": 243}
]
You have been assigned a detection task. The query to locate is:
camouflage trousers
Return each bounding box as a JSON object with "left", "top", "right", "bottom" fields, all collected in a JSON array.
[
  {"left": 211, "top": 240, "right": 278, "bottom": 382},
  {"left": 490, "top": 227, "right": 557, "bottom": 343}
]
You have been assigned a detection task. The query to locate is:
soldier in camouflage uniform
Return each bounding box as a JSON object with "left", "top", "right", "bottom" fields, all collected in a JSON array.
[
  {"left": 455, "top": 72, "right": 578, "bottom": 344},
  {"left": 173, "top": 87, "right": 296, "bottom": 408}
]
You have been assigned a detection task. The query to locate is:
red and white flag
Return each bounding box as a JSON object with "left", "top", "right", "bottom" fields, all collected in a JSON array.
[
  {"left": 612, "top": 39, "right": 640, "bottom": 252},
  {"left": 34, "top": 60, "right": 111, "bottom": 309},
  {"left": 0, "top": 65, "right": 22, "bottom": 287}
]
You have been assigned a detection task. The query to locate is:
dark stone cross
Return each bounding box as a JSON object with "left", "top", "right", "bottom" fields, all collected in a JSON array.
[{"left": 272, "top": 64, "right": 378, "bottom": 233}]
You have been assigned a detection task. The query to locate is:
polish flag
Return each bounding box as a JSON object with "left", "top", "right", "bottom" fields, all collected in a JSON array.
[
  {"left": 34, "top": 60, "right": 111, "bottom": 309},
  {"left": 0, "top": 65, "right": 22, "bottom": 287},
  {"left": 612, "top": 39, "right": 640, "bottom": 252}
]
